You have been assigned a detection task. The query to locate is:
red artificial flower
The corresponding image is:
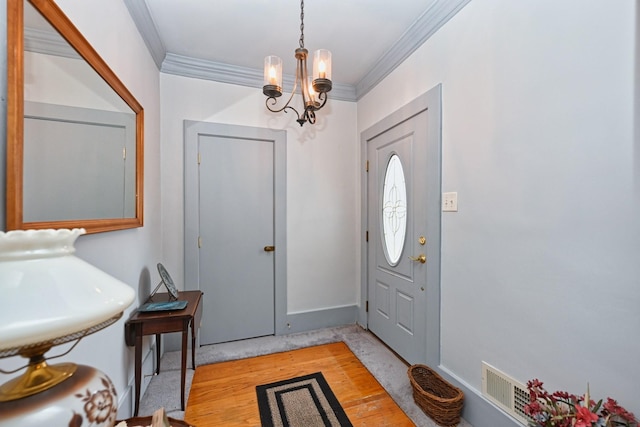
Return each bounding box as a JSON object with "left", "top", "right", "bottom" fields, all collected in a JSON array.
[
  {"left": 526, "top": 401, "right": 542, "bottom": 413},
  {"left": 603, "top": 398, "right": 637, "bottom": 422},
  {"left": 574, "top": 405, "right": 598, "bottom": 427}
]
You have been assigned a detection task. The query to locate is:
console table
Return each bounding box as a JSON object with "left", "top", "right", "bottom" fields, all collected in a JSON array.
[{"left": 125, "top": 290, "right": 203, "bottom": 416}]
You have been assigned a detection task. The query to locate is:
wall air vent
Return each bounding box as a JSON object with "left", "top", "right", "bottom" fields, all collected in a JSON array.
[{"left": 481, "top": 362, "right": 532, "bottom": 425}]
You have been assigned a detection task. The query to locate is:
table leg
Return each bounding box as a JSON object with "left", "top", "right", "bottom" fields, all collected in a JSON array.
[
  {"left": 190, "top": 319, "right": 196, "bottom": 369},
  {"left": 134, "top": 331, "right": 143, "bottom": 416},
  {"left": 155, "top": 333, "right": 161, "bottom": 374},
  {"left": 181, "top": 326, "right": 188, "bottom": 411}
]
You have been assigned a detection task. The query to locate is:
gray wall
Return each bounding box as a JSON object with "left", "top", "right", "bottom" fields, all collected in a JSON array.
[{"left": 359, "top": 0, "right": 640, "bottom": 423}]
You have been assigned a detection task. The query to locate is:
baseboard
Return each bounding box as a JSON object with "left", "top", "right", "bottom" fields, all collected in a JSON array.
[
  {"left": 118, "top": 339, "right": 157, "bottom": 418},
  {"left": 117, "top": 383, "right": 133, "bottom": 420},
  {"left": 163, "top": 305, "right": 357, "bottom": 348},
  {"left": 357, "top": 319, "right": 522, "bottom": 426},
  {"left": 434, "top": 365, "right": 523, "bottom": 427},
  {"left": 282, "top": 305, "right": 358, "bottom": 335}
]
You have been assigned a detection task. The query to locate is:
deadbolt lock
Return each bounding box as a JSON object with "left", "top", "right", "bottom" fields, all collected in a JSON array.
[{"left": 418, "top": 236, "right": 426, "bottom": 245}]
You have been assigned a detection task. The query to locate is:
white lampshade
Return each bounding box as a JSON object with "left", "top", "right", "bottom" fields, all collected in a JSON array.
[{"left": 0, "top": 228, "right": 135, "bottom": 355}]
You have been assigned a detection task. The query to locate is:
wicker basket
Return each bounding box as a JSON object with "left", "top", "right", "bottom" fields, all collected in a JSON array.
[{"left": 408, "top": 364, "right": 464, "bottom": 427}]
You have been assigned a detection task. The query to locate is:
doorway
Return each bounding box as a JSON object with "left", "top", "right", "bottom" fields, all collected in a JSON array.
[
  {"left": 360, "top": 86, "right": 442, "bottom": 365},
  {"left": 184, "top": 121, "right": 287, "bottom": 345}
]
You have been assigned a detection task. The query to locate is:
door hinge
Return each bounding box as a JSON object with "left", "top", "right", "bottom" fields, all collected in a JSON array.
[
  {"left": 198, "top": 236, "right": 202, "bottom": 248},
  {"left": 122, "top": 147, "right": 126, "bottom": 160},
  {"left": 366, "top": 301, "right": 369, "bottom": 312},
  {"left": 365, "top": 160, "right": 369, "bottom": 172},
  {"left": 366, "top": 230, "right": 369, "bottom": 242},
  {"left": 198, "top": 152, "right": 201, "bottom": 165}
]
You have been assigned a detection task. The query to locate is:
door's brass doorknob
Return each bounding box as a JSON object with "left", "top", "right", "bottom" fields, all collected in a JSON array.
[
  {"left": 409, "top": 254, "right": 426, "bottom": 264},
  {"left": 264, "top": 246, "right": 275, "bottom": 252}
]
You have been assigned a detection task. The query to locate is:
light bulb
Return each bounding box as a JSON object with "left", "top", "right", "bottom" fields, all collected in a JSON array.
[
  {"left": 269, "top": 66, "right": 277, "bottom": 85},
  {"left": 318, "top": 61, "right": 326, "bottom": 79}
]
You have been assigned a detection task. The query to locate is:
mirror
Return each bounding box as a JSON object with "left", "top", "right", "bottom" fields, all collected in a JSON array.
[{"left": 6, "top": 0, "right": 144, "bottom": 233}]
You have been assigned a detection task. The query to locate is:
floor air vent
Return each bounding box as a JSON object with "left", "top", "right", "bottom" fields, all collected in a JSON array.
[{"left": 481, "top": 362, "right": 532, "bottom": 425}]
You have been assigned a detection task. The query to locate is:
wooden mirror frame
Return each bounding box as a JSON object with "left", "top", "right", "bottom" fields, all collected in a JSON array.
[{"left": 6, "top": 0, "right": 144, "bottom": 234}]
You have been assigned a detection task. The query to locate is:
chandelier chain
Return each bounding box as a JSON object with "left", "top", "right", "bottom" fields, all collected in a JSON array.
[{"left": 299, "top": 0, "right": 304, "bottom": 48}]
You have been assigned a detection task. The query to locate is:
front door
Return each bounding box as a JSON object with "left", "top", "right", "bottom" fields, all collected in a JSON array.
[
  {"left": 184, "top": 121, "right": 287, "bottom": 345},
  {"left": 364, "top": 87, "right": 442, "bottom": 365}
]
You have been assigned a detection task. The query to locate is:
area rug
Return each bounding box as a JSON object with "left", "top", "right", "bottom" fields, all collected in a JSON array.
[{"left": 256, "top": 372, "right": 353, "bottom": 427}]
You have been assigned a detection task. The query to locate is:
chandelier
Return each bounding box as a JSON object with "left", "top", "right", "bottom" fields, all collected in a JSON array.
[{"left": 262, "top": 0, "right": 332, "bottom": 126}]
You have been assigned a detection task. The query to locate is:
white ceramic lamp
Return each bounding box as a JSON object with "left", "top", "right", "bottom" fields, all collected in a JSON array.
[{"left": 0, "top": 229, "right": 135, "bottom": 427}]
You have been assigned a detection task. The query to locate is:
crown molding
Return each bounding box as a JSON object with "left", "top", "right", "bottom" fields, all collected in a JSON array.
[
  {"left": 123, "top": 0, "right": 165, "bottom": 69},
  {"left": 161, "top": 53, "right": 357, "bottom": 102},
  {"left": 126, "top": 0, "right": 471, "bottom": 102},
  {"left": 24, "top": 27, "right": 79, "bottom": 59},
  {"left": 355, "top": 0, "right": 471, "bottom": 99}
]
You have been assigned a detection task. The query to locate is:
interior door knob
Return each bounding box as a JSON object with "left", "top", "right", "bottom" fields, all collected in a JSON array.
[{"left": 409, "top": 254, "right": 426, "bottom": 263}]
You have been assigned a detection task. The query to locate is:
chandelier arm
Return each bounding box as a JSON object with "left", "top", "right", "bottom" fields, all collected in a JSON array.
[
  {"left": 265, "top": 98, "right": 305, "bottom": 124},
  {"left": 305, "top": 108, "right": 316, "bottom": 125},
  {"left": 314, "top": 92, "right": 328, "bottom": 111},
  {"left": 285, "top": 105, "right": 301, "bottom": 117},
  {"left": 264, "top": 74, "right": 300, "bottom": 114},
  {"left": 265, "top": 96, "right": 291, "bottom": 114}
]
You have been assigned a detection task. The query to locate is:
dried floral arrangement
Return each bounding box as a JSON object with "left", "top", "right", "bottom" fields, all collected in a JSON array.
[{"left": 524, "top": 379, "right": 638, "bottom": 427}]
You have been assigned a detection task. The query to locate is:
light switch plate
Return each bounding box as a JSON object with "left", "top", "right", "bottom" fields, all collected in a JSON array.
[{"left": 442, "top": 192, "right": 458, "bottom": 212}]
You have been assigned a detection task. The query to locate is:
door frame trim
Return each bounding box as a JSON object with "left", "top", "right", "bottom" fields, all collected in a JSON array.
[
  {"left": 360, "top": 85, "right": 442, "bottom": 365},
  {"left": 183, "top": 120, "right": 288, "bottom": 336}
]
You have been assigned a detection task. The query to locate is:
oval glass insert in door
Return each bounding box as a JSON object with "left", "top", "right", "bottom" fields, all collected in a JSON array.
[{"left": 381, "top": 154, "right": 407, "bottom": 266}]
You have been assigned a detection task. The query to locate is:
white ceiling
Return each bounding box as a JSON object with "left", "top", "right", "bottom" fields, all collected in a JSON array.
[{"left": 126, "top": 0, "right": 471, "bottom": 100}]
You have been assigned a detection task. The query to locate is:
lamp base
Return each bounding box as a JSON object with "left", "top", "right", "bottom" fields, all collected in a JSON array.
[
  {"left": 0, "top": 365, "right": 118, "bottom": 427},
  {"left": 0, "top": 361, "right": 77, "bottom": 401}
]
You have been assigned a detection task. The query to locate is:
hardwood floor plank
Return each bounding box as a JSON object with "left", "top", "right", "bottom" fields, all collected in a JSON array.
[{"left": 184, "top": 342, "right": 414, "bottom": 427}]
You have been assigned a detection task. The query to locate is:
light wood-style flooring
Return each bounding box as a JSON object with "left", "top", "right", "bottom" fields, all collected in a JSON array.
[{"left": 184, "top": 341, "right": 414, "bottom": 426}]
